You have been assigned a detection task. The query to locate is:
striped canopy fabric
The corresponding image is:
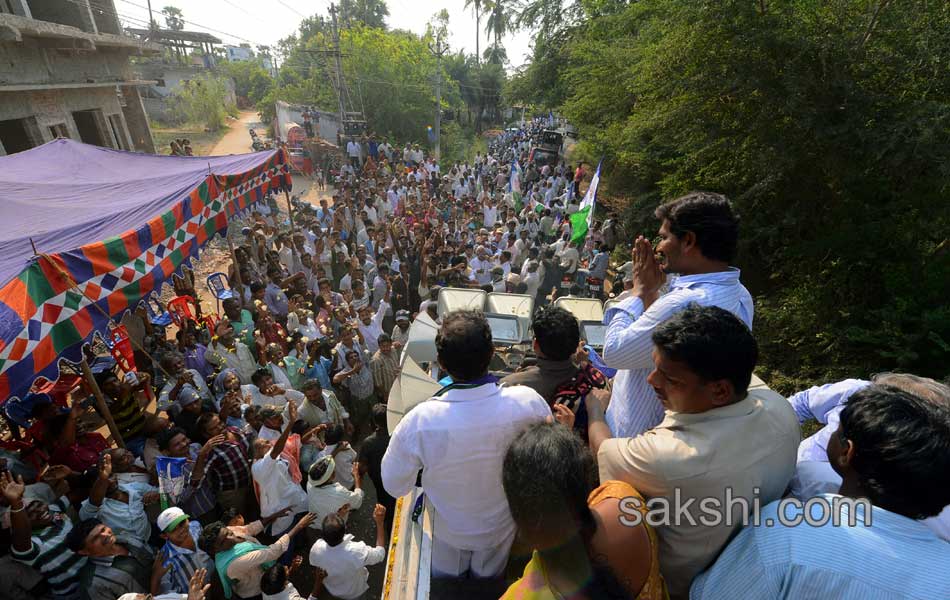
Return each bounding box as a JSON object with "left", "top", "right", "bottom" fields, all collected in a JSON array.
[{"left": 0, "top": 139, "right": 292, "bottom": 402}]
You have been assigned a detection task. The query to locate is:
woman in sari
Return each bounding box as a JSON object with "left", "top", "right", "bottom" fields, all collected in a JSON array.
[{"left": 502, "top": 421, "right": 667, "bottom": 600}]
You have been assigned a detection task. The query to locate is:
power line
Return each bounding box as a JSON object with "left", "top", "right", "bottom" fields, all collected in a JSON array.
[
  {"left": 75, "top": 0, "right": 507, "bottom": 100},
  {"left": 218, "top": 0, "right": 256, "bottom": 19},
  {"left": 276, "top": 0, "right": 307, "bottom": 19},
  {"left": 118, "top": 0, "right": 261, "bottom": 46},
  {"left": 60, "top": 0, "right": 152, "bottom": 29}
]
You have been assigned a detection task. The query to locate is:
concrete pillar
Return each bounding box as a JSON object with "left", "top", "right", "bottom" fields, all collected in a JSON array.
[
  {"left": 77, "top": 0, "right": 99, "bottom": 34},
  {"left": 120, "top": 85, "right": 155, "bottom": 153},
  {"left": 11, "top": 0, "right": 31, "bottom": 18}
]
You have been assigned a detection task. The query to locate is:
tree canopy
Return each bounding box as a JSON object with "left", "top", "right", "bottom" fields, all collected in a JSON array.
[
  {"left": 514, "top": 0, "right": 950, "bottom": 389},
  {"left": 260, "top": 5, "right": 509, "bottom": 159}
]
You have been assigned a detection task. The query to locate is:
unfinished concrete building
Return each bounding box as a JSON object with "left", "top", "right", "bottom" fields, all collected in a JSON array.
[{"left": 0, "top": 0, "right": 160, "bottom": 155}]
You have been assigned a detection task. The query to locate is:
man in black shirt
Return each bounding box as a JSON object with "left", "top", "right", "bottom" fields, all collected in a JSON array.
[
  {"left": 538, "top": 247, "right": 560, "bottom": 307},
  {"left": 358, "top": 404, "right": 394, "bottom": 534}
]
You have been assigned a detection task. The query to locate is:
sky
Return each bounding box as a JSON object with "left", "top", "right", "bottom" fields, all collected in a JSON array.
[{"left": 114, "top": 0, "right": 534, "bottom": 68}]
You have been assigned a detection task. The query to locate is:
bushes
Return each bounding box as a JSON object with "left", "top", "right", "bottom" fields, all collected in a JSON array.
[
  {"left": 170, "top": 73, "right": 238, "bottom": 131},
  {"left": 554, "top": 0, "right": 950, "bottom": 385}
]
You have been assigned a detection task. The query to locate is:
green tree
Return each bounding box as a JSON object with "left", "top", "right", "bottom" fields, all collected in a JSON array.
[
  {"left": 170, "top": 73, "right": 236, "bottom": 131},
  {"left": 464, "top": 0, "right": 483, "bottom": 64},
  {"left": 220, "top": 60, "right": 274, "bottom": 107},
  {"left": 161, "top": 5, "right": 184, "bottom": 31},
  {"left": 552, "top": 0, "right": 950, "bottom": 387},
  {"left": 483, "top": 0, "right": 510, "bottom": 47},
  {"left": 339, "top": 0, "right": 389, "bottom": 29}
]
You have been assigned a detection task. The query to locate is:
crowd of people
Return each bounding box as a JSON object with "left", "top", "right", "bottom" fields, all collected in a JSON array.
[{"left": 1, "top": 117, "right": 949, "bottom": 600}]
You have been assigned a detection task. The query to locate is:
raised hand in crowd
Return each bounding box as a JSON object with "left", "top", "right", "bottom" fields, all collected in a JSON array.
[
  {"left": 187, "top": 568, "right": 211, "bottom": 600},
  {"left": 551, "top": 403, "right": 576, "bottom": 429}
]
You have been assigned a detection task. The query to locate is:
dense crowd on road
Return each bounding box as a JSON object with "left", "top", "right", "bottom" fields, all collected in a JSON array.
[{"left": 2, "top": 116, "right": 949, "bottom": 600}]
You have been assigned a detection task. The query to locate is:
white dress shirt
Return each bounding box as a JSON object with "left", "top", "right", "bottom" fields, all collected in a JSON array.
[
  {"left": 241, "top": 385, "right": 305, "bottom": 408},
  {"left": 357, "top": 301, "right": 388, "bottom": 354},
  {"left": 381, "top": 381, "right": 550, "bottom": 551},
  {"left": 252, "top": 453, "right": 308, "bottom": 534},
  {"left": 602, "top": 269, "right": 754, "bottom": 438},
  {"left": 306, "top": 482, "right": 364, "bottom": 526},
  {"left": 470, "top": 257, "right": 494, "bottom": 285},
  {"left": 309, "top": 534, "right": 385, "bottom": 600}
]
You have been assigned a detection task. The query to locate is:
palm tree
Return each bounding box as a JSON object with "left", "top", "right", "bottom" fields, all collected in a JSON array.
[
  {"left": 161, "top": 5, "right": 184, "bottom": 31},
  {"left": 464, "top": 0, "right": 482, "bottom": 64},
  {"left": 483, "top": 0, "right": 509, "bottom": 47}
]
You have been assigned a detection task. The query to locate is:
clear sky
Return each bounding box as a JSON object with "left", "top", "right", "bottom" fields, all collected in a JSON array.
[{"left": 114, "top": 0, "right": 534, "bottom": 68}]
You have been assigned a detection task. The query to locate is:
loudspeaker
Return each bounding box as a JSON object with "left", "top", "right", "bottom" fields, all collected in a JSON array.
[
  {"left": 403, "top": 312, "right": 439, "bottom": 364},
  {"left": 387, "top": 355, "right": 442, "bottom": 433}
]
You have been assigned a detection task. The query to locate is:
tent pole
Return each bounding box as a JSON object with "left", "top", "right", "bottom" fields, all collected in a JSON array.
[
  {"left": 284, "top": 189, "right": 298, "bottom": 236},
  {"left": 80, "top": 359, "right": 126, "bottom": 449},
  {"left": 226, "top": 233, "right": 245, "bottom": 301}
]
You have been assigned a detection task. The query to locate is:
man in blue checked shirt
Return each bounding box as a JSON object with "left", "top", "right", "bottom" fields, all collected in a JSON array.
[
  {"left": 601, "top": 192, "right": 753, "bottom": 438},
  {"left": 154, "top": 507, "right": 212, "bottom": 596},
  {"left": 692, "top": 384, "right": 950, "bottom": 599}
]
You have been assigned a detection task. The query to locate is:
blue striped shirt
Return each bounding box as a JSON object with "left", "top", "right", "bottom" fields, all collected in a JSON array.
[
  {"left": 691, "top": 494, "right": 950, "bottom": 599},
  {"left": 158, "top": 521, "right": 212, "bottom": 594},
  {"left": 11, "top": 498, "right": 86, "bottom": 600},
  {"left": 601, "top": 269, "right": 753, "bottom": 437}
]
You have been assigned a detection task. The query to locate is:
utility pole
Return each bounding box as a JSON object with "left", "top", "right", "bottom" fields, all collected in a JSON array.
[
  {"left": 146, "top": 0, "right": 155, "bottom": 29},
  {"left": 429, "top": 32, "right": 448, "bottom": 162},
  {"left": 329, "top": 3, "right": 348, "bottom": 143}
]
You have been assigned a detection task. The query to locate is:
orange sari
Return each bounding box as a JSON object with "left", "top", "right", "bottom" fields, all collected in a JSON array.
[{"left": 502, "top": 481, "right": 667, "bottom": 600}]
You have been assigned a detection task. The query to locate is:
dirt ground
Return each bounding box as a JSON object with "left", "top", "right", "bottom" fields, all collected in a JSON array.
[{"left": 162, "top": 111, "right": 334, "bottom": 313}]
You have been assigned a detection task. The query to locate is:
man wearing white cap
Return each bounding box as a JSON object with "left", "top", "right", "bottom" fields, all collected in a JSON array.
[
  {"left": 306, "top": 456, "right": 365, "bottom": 527},
  {"left": 155, "top": 507, "right": 211, "bottom": 596}
]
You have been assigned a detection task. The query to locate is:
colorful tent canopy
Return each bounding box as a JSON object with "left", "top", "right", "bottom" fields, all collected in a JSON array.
[{"left": 0, "top": 139, "right": 292, "bottom": 402}]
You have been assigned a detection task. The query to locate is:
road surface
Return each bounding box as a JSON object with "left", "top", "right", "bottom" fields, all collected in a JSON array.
[{"left": 209, "top": 111, "right": 261, "bottom": 156}]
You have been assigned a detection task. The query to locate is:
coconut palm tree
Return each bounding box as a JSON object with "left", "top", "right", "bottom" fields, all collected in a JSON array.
[
  {"left": 483, "top": 0, "right": 509, "bottom": 48},
  {"left": 464, "top": 0, "right": 482, "bottom": 64}
]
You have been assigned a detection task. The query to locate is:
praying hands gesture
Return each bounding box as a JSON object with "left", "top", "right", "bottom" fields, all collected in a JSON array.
[{"left": 631, "top": 235, "right": 665, "bottom": 309}]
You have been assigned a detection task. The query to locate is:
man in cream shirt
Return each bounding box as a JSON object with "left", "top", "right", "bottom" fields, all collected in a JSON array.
[
  {"left": 587, "top": 305, "right": 799, "bottom": 599},
  {"left": 382, "top": 311, "right": 551, "bottom": 579}
]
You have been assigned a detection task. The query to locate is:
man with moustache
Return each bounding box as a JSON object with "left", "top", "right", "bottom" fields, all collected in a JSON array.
[{"left": 600, "top": 192, "right": 753, "bottom": 438}]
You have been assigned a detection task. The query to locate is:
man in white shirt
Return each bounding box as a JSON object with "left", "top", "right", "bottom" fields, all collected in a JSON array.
[
  {"left": 309, "top": 506, "right": 387, "bottom": 600},
  {"left": 522, "top": 261, "right": 541, "bottom": 298},
  {"left": 242, "top": 368, "right": 305, "bottom": 408},
  {"left": 306, "top": 456, "right": 364, "bottom": 526},
  {"left": 346, "top": 139, "right": 361, "bottom": 168},
  {"left": 382, "top": 311, "right": 551, "bottom": 578},
  {"left": 557, "top": 240, "right": 580, "bottom": 277},
  {"left": 588, "top": 305, "right": 799, "bottom": 599},
  {"left": 469, "top": 247, "right": 494, "bottom": 286},
  {"left": 357, "top": 292, "right": 389, "bottom": 354},
  {"left": 251, "top": 402, "right": 311, "bottom": 536}
]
